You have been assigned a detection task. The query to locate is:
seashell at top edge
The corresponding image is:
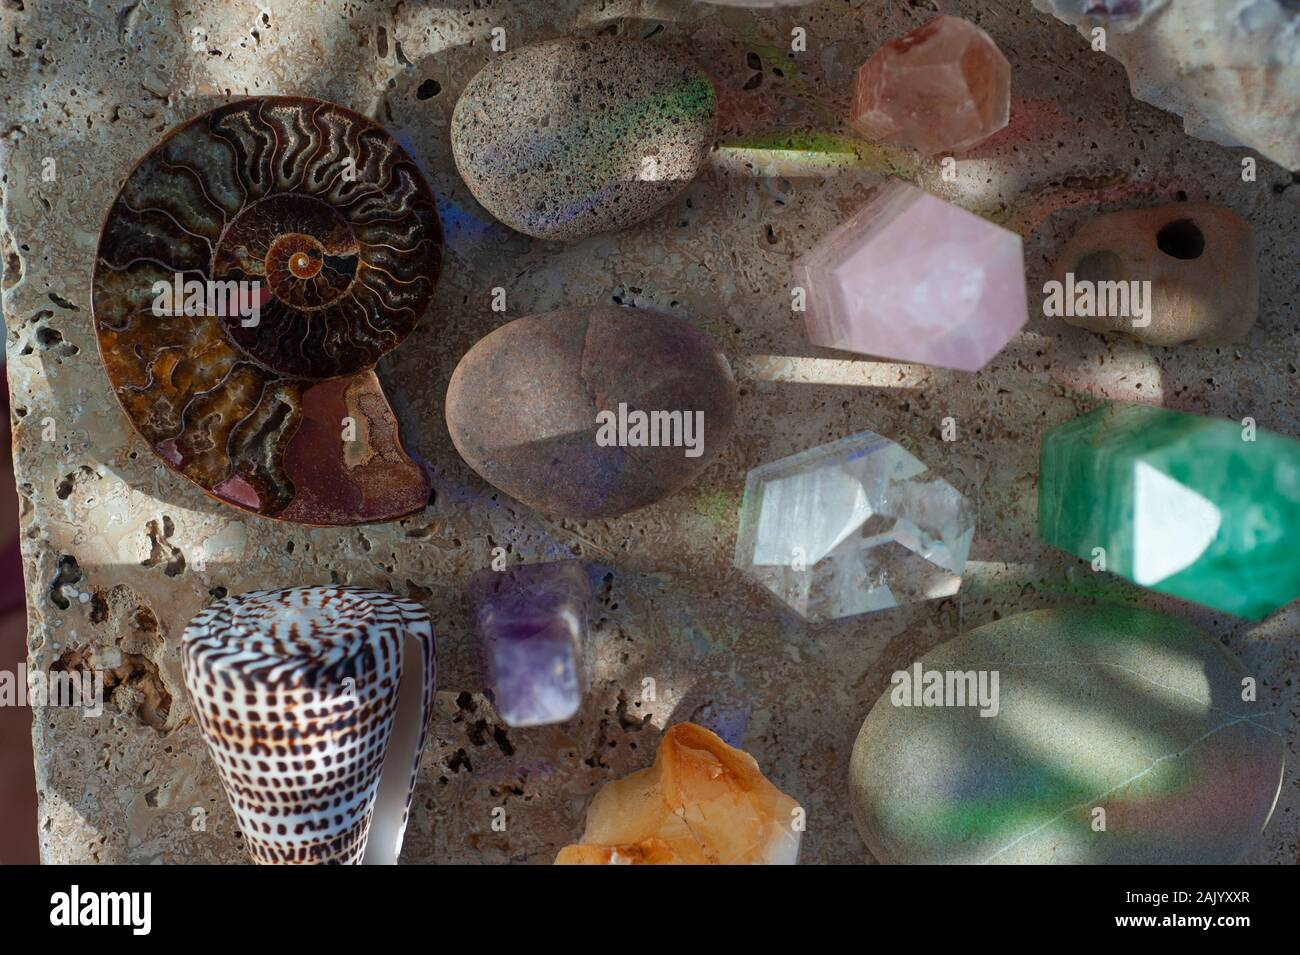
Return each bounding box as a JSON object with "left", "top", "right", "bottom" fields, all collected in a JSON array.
[{"left": 92, "top": 96, "right": 442, "bottom": 525}]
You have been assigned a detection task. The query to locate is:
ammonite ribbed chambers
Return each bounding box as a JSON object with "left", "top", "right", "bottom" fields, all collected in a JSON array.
[
  {"left": 92, "top": 97, "right": 442, "bottom": 525},
  {"left": 181, "top": 586, "right": 436, "bottom": 865}
]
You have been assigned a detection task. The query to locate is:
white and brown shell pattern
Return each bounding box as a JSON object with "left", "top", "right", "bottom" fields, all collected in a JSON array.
[{"left": 181, "top": 586, "right": 435, "bottom": 864}]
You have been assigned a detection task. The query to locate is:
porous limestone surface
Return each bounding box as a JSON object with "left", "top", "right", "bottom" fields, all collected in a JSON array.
[{"left": 1, "top": 0, "right": 1296, "bottom": 864}]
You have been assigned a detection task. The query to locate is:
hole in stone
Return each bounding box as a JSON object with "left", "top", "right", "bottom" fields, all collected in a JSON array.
[
  {"left": 1074, "top": 250, "right": 1124, "bottom": 284},
  {"left": 1156, "top": 219, "right": 1204, "bottom": 259}
]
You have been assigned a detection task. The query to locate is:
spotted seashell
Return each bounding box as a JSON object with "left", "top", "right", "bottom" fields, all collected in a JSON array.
[
  {"left": 93, "top": 97, "right": 442, "bottom": 525},
  {"left": 181, "top": 587, "right": 436, "bottom": 865},
  {"left": 450, "top": 36, "right": 717, "bottom": 241}
]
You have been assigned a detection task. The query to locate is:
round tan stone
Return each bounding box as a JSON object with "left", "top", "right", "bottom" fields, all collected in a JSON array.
[{"left": 1051, "top": 202, "right": 1258, "bottom": 345}]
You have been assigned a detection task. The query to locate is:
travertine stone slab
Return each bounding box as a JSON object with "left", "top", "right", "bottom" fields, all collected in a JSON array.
[{"left": 1, "top": 0, "right": 1296, "bottom": 864}]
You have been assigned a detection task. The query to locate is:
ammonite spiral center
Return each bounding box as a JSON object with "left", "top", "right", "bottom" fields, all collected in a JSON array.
[
  {"left": 279, "top": 237, "right": 325, "bottom": 278},
  {"left": 217, "top": 193, "right": 360, "bottom": 312},
  {"left": 267, "top": 233, "right": 333, "bottom": 292}
]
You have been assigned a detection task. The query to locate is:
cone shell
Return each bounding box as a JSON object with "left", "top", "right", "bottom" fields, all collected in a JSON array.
[{"left": 181, "top": 586, "right": 436, "bottom": 864}]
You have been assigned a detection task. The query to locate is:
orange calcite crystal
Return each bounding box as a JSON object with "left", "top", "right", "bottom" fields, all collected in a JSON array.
[
  {"left": 554, "top": 723, "right": 801, "bottom": 865},
  {"left": 850, "top": 15, "right": 1011, "bottom": 155}
]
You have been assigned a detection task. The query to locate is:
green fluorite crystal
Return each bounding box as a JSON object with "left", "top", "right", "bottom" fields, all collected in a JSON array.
[{"left": 1039, "top": 403, "right": 1300, "bottom": 619}]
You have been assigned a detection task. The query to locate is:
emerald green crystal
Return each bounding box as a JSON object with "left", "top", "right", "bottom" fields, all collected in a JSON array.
[{"left": 1039, "top": 403, "right": 1300, "bottom": 620}]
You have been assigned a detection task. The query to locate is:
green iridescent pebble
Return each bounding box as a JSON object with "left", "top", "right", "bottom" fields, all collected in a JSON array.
[
  {"left": 1038, "top": 402, "right": 1300, "bottom": 619},
  {"left": 849, "top": 605, "right": 1283, "bottom": 864}
]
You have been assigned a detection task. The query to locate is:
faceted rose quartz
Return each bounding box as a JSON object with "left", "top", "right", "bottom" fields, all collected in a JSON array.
[
  {"left": 465, "top": 561, "right": 589, "bottom": 728},
  {"left": 554, "top": 723, "right": 801, "bottom": 865},
  {"left": 850, "top": 15, "right": 1011, "bottom": 155},
  {"left": 795, "top": 180, "right": 1028, "bottom": 371}
]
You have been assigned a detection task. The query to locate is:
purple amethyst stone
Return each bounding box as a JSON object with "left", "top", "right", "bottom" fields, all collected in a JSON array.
[{"left": 466, "top": 561, "right": 589, "bottom": 727}]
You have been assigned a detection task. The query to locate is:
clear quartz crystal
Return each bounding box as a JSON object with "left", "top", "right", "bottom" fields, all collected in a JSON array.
[{"left": 734, "top": 432, "right": 975, "bottom": 622}]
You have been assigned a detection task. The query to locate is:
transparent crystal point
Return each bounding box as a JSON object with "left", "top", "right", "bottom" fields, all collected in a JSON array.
[{"left": 734, "top": 432, "right": 974, "bottom": 622}]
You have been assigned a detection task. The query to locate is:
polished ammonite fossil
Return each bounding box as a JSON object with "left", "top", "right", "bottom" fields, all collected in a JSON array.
[{"left": 92, "top": 97, "right": 442, "bottom": 525}]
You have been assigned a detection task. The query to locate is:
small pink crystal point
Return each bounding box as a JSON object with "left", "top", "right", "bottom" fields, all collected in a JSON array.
[
  {"left": 850, "top": 15, "right": 1011, "bottom": 155},
  {"left": 795, "top": 181, "right": 1028, "bottom": 372}
]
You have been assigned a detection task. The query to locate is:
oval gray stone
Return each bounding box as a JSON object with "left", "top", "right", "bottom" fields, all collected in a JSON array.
[
  {"left": 450, "top": 36, "right": 716, "bottom": 241},
  {"left": 445, "top": 305, "right": 737, "bottom": 519},
  {"left": 849, "top": 605, "right": 1284, "bottom": 864}
]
